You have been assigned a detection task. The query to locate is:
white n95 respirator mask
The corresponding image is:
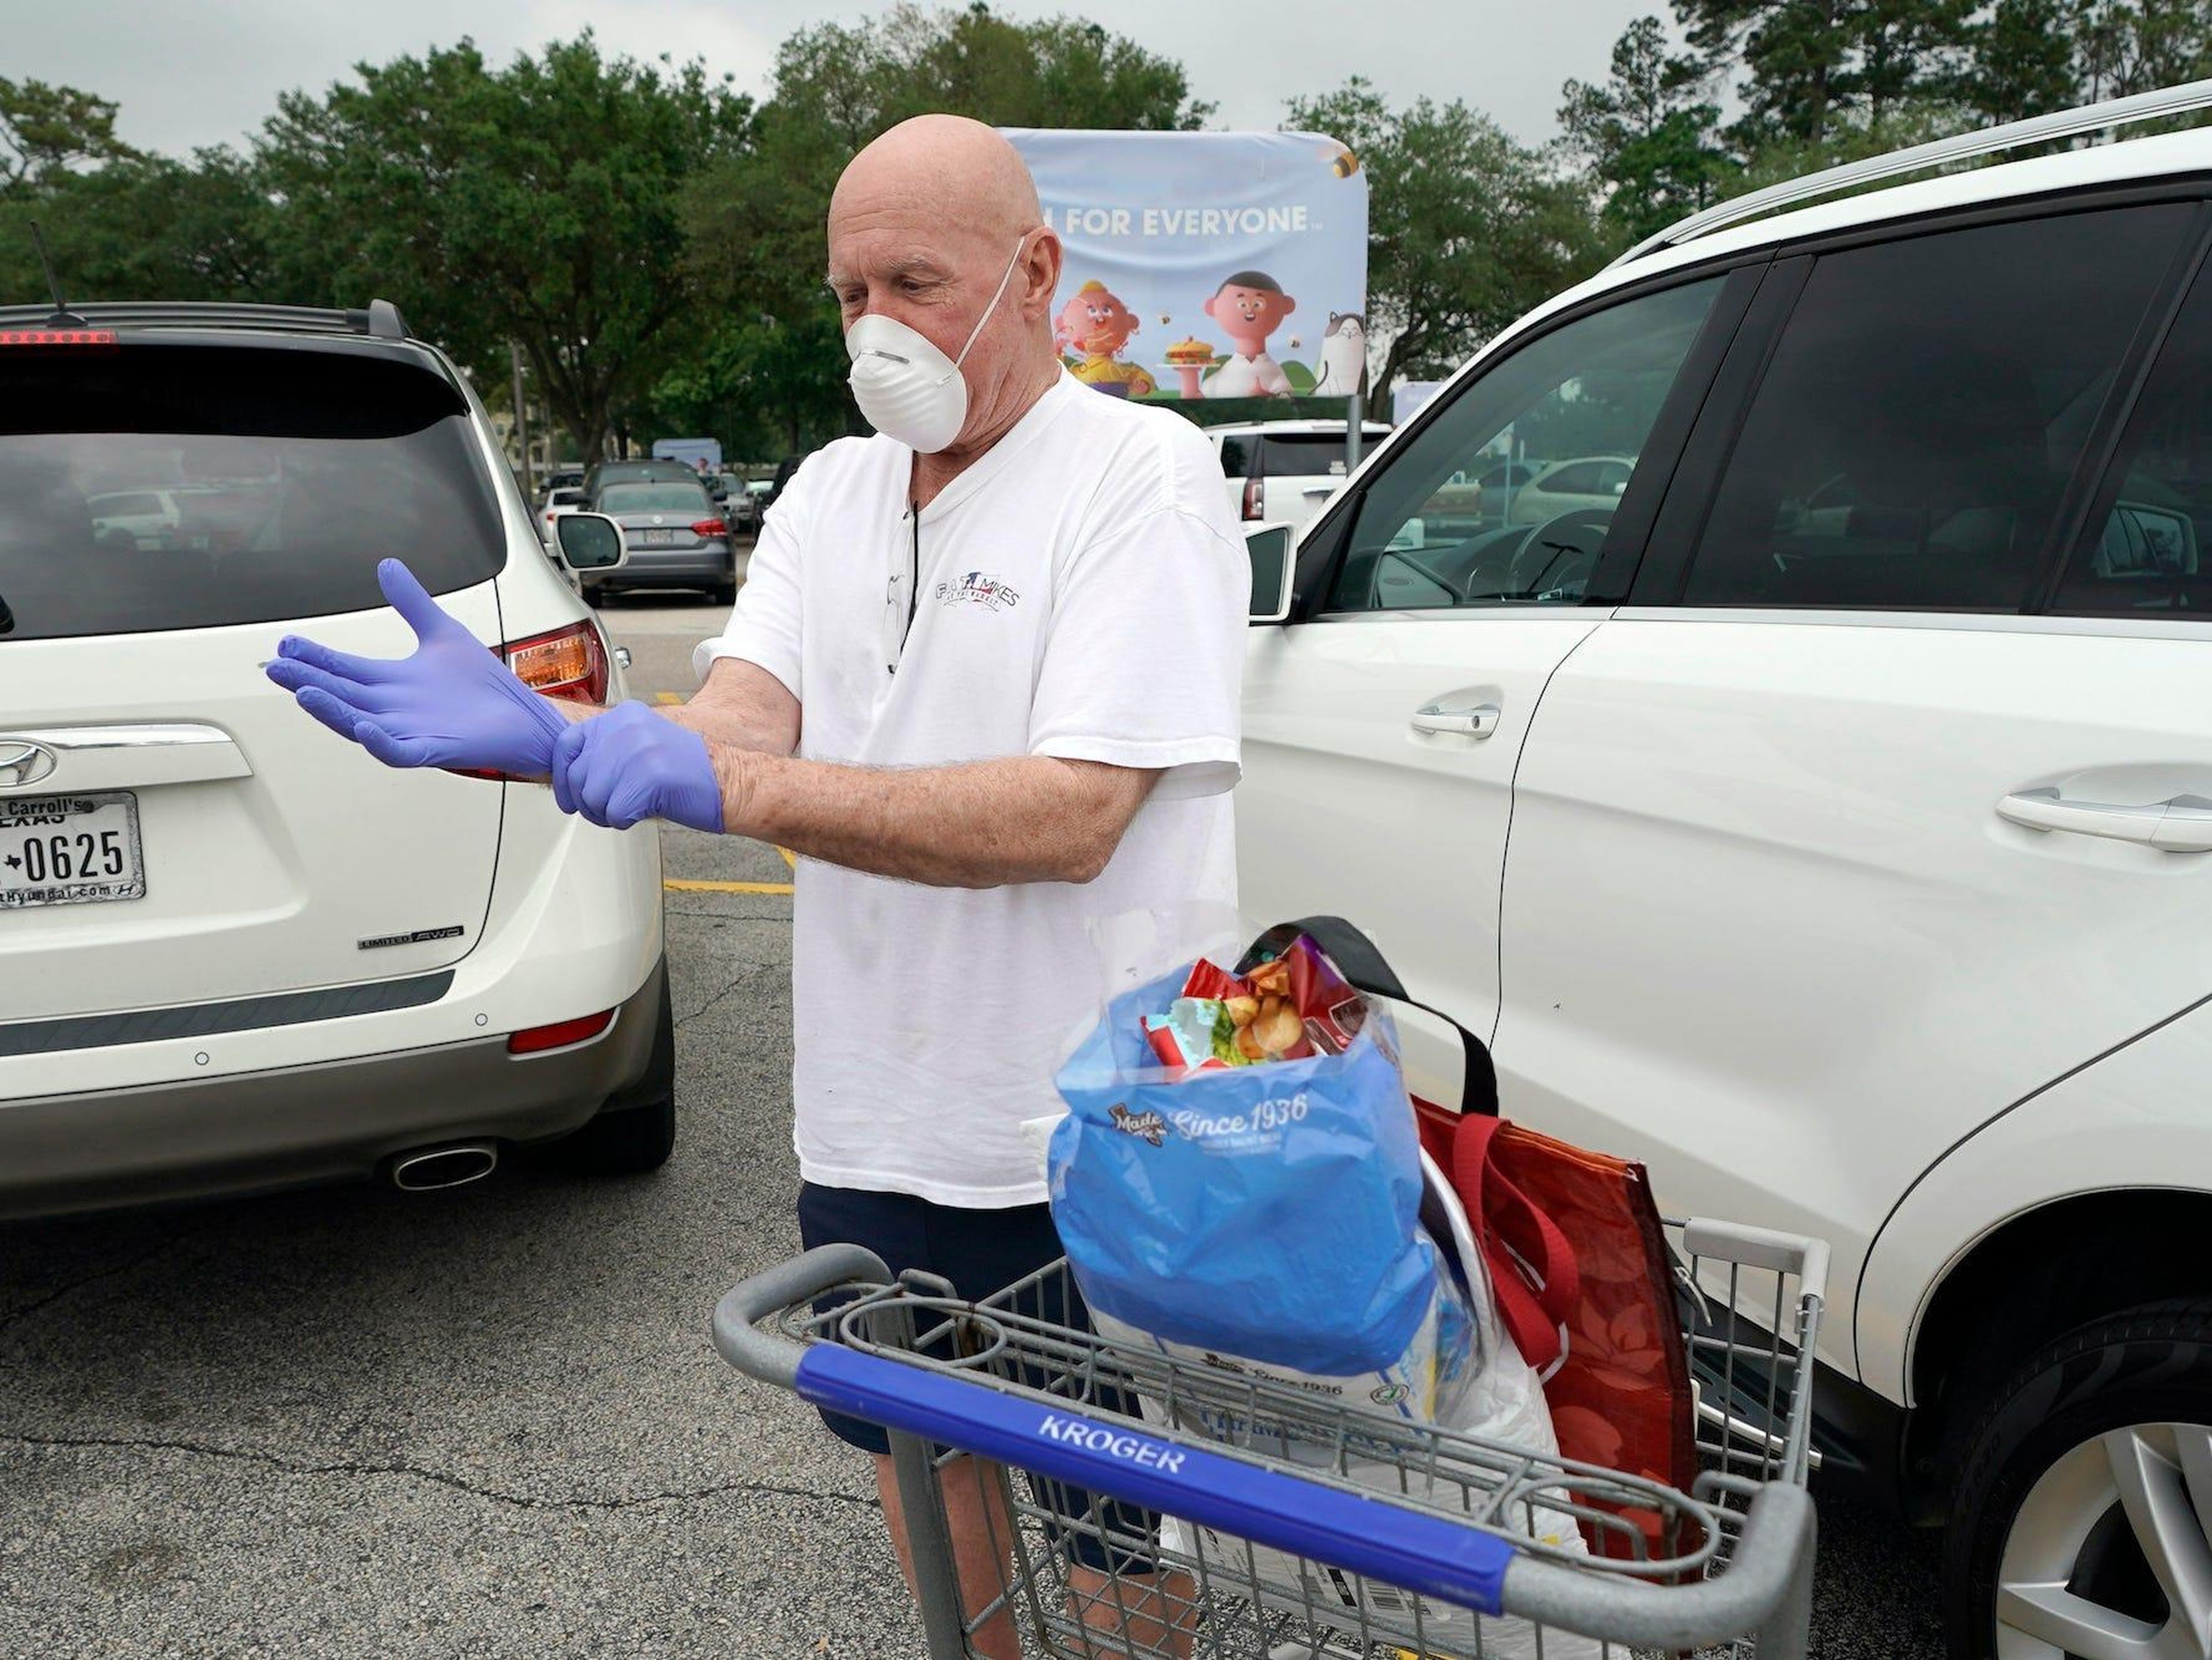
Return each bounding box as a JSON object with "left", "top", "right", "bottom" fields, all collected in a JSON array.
[{"left": 846, "top": 236, "right": 1031, "bottom": 454}]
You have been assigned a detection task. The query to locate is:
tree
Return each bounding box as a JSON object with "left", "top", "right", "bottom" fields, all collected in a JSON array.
[
  {"left": 1285, "top": 79, "right": 1600, "bottom": 418},
  {"left": 0, "top": 77, "right": 138, "bottom": 196},
  {"left": 681, "top": 2, "right": 1211, "bottom": 457},
  {"left": 257, "top": 35, "right": 750, "bottom": 460},
  {"left": 1675, "top": 0, "right": 1976, "bottom": 147},
  {"left": 1561, "top": 16, "right": 1738, "bottom": 249}
]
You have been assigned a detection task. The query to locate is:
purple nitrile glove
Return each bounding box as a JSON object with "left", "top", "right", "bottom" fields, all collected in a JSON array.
[
  {"left": 264, "top": 559, "right": 568, "bottom": 777},
  {"left": 551, "top": 701, "right": 725, "bottom": 832}
]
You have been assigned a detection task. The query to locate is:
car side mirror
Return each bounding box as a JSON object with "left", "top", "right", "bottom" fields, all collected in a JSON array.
[
  {"left": 1247, "top": 523, "right": 1295, "bottom": 625},
  {"left": 555, "top": 512, "right": 627, "bottom": 572}
]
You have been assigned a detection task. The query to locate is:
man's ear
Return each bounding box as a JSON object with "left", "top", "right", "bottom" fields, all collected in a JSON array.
[
  {"left": 1021, "top": 229, "right": 1063, "bottom": 316},
  {"left": 1202, "top": 293, "right": 1219, "bottom": 322}
]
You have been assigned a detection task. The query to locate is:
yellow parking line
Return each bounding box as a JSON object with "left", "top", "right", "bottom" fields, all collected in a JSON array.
[
  {"left": 777, "top": 846, "right": 797, "bottom": 869},
  {"left": 664, "top": 878, "right": 794, "bottom": 896},
  {"left": 652, "top": 692, "right": 682, "bottom": 706}
]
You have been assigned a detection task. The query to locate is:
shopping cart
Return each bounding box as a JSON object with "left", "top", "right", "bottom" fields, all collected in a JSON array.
[{"left": 714, "top": 1218, "right": 1827, "bottom": 1659}]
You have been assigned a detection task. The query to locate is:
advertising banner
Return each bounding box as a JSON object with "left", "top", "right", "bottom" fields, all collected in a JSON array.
[{"left": 1002, "top": 128, "right": 1370, "bottom": 406}]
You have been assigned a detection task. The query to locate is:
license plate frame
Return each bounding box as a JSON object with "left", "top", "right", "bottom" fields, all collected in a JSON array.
[
  {"left": 639, "top": 528, "right": 680, "bottom": 547},
  {"left": 0, "top": 791, "right": 147, "bottom": 910}
]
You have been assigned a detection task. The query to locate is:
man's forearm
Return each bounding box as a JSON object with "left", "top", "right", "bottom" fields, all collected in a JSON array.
[{"left": 709, "top": 748, "right": 1154, "bottom": 888}]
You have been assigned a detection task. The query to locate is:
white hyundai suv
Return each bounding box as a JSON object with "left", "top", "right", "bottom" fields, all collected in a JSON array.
[
  {"left": 0, "top": 301, "right": 671, "bottom": 1216},
  {"left": 1239, "top": 90, "right": 2212, "bottom": 1657}
]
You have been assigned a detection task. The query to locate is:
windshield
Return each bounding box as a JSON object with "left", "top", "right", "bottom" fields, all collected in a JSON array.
[{"left": 0, "top": 342, "right": 503, "bottom": 641}]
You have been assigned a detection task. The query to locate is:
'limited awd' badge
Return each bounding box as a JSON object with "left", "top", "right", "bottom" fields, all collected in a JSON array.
[{"left": 358, "top": 925, "right": 465, "bottom": 951}]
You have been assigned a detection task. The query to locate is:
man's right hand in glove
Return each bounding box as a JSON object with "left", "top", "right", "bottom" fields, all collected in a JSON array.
[{"left": 264, "top": 558, "right": 570, "bottom": 778}]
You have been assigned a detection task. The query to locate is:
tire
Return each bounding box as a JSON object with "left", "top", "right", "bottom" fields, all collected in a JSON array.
[
  {"left": 709, "top": 578, "right": 737, "bottom": 607},
  {"left": 1945, "top": 1298, "right": 2212, "bottom": 1659},
  {"left": 539, "top": 972, "right": 676, "bottom": 1177}
]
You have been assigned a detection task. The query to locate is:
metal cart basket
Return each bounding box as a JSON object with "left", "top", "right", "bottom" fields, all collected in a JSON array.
[{"left": 714, "top": 1217, "right": 1827, "bottom": 1659}]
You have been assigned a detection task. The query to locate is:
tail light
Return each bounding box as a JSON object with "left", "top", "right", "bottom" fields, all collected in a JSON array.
[
  {"left": 508, "top": 1009, "right": 614, "bottom": 1054},
  {"left": 502, "top": 619, "right": 608, "bottom": 705},
  {"left": 446, "top": 619, "right": 608, "bottom": 782},
  {"left": 691, "top": 517, "right": 728, "bottom": 537},
  {"left": 1241, "top": 478, "right": 1263, "bottom": 520}
]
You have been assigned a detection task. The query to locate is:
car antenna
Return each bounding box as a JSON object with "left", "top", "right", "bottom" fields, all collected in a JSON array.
[{"left": 28, "top": 221, "right": 87, "bottom": 328}]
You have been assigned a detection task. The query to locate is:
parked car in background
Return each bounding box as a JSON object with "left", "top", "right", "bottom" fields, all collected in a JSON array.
[
  {"left": 0, "top": 299, "right": 675, "bottom": 1220},
  {"left": 1206, "top": 418, "right": 1392, "bottom": 535},
  {"left": 1236, "top": 91, "right": 2212, "bottom": 1658},
  {"left": 541, "top": 464, "right": 585, "bottom": 495},
  {"left": 538, "top": 485, "right": 586, "bottom": 546},
  {"left": 586, "top": 478, "right": 734, "bottom": 605},
  {"left": 87, "top": 487, "right": 185, "bottom": 550},
  {"left": 1500, "top": 455, "right": 1637, "bottom": 524}
]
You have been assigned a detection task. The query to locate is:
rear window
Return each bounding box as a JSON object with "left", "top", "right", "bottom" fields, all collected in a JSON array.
[
  {"left": 1257, "top": 434, "right": 1355, "bottom": 477},
  {"left": 600, "top": 483, "right": 710, "bottom": 512},
  {"left": 0, "top": 342, "right": 503, "bottom": 642}
]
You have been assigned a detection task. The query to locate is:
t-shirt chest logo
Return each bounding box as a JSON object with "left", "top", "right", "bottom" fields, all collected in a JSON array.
[{"left": 933, "top": 570, "right": 1021, "bottom": 612}]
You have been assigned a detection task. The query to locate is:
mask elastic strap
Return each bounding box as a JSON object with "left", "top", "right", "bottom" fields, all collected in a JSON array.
[{"left": 942, "top": 232, "right": 1033, "bottom": 379}]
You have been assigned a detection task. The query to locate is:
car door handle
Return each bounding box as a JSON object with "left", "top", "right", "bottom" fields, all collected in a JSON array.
[
  {"left": 1301, "top": 484, "right": 1338, "bottom": 496},
  {"left": 1410, "top": 703, "right": 1501, "bottom": 739},
  {"left": 1997, "top": 788, "right": 2212, "bottom": 852}
]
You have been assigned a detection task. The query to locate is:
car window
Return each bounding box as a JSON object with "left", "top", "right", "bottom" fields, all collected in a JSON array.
[
  {"left": 1327, "top": 275, "right": 1724, "bottom": 612},
  {"left": 599, "top": 483, "right": 709, "bottom": 512},
  {"left": 1256, "top": 434, "right": 1354, "bottom": 478},
  {"left": 1215, "top": 436, "right": 1252, "bottom": 478},
  {"left": 1680, "top": 204, "right": 2197, "bottom": 611},
  {"left": 2051, "top": 256, "right": 2212, "bottom": 617},
  {"left": 0, "top": 343, "right": 502, "bottom": 642}
]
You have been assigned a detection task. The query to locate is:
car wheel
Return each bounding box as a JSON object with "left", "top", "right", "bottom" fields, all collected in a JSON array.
[
  {"left": 1945, "top": 1299, "right": 2212, "bottom": 1659},
  {"left": 709, "top": 576, "right": 737, "bottom": 606},
  {"left": 539, "top": 972, "right": 676, "bottom": 1177}
]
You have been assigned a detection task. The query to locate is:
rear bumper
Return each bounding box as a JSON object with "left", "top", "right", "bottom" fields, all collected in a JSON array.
[
  {"left": 0, "top": 959, "right": 665, "bottom": 1221},
  {"left": 600, "top": 544, "right": 733, "bottom": 585}
]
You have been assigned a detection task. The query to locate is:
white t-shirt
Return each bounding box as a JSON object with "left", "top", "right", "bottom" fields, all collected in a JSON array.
[
  {"left": 1205, "top": 352, "right": 1292, "bottom": 399},
  {"left": 695, "top": 370, "right": 1245, "bottom": 1208}
]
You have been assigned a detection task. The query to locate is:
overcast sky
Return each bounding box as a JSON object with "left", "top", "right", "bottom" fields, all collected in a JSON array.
[{"left": 13, "top": 0, "right": 1661, "bottom": 158}]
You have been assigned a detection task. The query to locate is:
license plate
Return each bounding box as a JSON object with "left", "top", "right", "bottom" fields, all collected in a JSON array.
[
  {"left": 0, "top": 792, "right": 146, "bottom": 909},
  {"left": 640, "top": 528, "right": 680, "bottom": 547}
]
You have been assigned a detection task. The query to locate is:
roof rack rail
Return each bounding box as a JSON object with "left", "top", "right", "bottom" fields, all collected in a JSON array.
[
  {"left": 0, "top": 300, "right": 416, "bottom": 339},
  {"left": 1612, "top": 75, "right": 2212, "bottom": 267}
]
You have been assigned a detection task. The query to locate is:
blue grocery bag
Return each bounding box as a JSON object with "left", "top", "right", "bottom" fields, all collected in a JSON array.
[{"left": 1047, "top": 960, "right": 1435, "bottom": 1377}]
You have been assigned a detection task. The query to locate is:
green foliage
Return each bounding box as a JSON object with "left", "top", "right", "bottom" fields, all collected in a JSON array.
[
  {"left": 1286, "top": 78, "right": 1603, "bottom": 419},
  {"left": 256, "top": 34, "right": 750, "bottom": 460},
  {"left": 1560, "top": 16, "right": 1739, "bottom": 250},
  {"left": 0, "top": 77, "right": 138, "bottom": 195},
  {"left": 1970, "top": 0, "right": 2212, "bottom": 120},
  {"left": 1675, "top": 0, "right": 1976, "bottom": 147}
]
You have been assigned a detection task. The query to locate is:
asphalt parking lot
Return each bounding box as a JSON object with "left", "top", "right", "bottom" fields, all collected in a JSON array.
[{"left": 0, "top": 587, "right": 1946, "bottom": 1658}]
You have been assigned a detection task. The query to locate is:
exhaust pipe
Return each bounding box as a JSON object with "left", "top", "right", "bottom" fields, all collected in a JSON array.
[{"left": 389, "top": 1142, "right": 499, "bottom": 1193}]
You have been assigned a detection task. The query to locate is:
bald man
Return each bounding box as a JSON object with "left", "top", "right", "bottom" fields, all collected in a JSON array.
[{"left": 264, "top": 115, "right": 1240, "bottom": 1654}]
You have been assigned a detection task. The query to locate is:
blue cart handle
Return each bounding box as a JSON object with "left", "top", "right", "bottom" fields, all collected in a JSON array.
[{"left": 794, "top": 1341, "right": 1514, "bottom": 1618}]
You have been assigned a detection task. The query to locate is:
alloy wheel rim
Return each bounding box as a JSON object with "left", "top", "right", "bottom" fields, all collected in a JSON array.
[{"left": 1997, "top": 1422, "right": 2212, "bottom": 1659}]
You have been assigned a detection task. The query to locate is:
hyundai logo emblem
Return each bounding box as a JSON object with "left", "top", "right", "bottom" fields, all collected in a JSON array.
[{"left": 0, "top": 739, "right": 57, "bottom": 789}]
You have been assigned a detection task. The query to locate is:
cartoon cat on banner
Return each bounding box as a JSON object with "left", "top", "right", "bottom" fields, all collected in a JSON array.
[{"left": 1003, "top": 128, "right": 1370, "bottom": 403}]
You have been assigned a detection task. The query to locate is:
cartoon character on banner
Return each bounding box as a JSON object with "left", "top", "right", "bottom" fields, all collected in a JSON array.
[
  {"left": 1054, "top": 279, "right": 1156, "bottom": 400},
  {"left": 1200, "top": 271, "right": 1297, "bottom": 399},
  {"left": 1310, "top": 312, "right": 1368, "bottom": 398}
]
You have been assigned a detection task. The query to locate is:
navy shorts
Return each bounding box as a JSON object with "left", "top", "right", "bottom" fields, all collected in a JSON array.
[{"left": 796, "top": 1182, "right": 1161, "bottom": 1573}]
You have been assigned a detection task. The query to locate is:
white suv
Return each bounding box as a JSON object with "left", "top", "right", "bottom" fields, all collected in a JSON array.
[
  {"left": 0, "top": 301, "right": 671, "bottom": 1216},
  {"left": 1207, "top": 418, "right": 1392, "bottom": 535},
  {"left": 1239, "top": 94, "right": 2212, "bottom": 1657}
]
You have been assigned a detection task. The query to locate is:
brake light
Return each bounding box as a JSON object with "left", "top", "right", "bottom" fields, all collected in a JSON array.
[
  {"left": 507, "top": 1009, "right": 614, "bottom": 1054},
  {"left": 1241, "top": 477, "right": 1264, "bottom": 520},
  {"left": 691, "top": 517, "right": 728, "bottom": 537},
  {"left": 501, "top": 619, "right": 608, "bottom": 705},
  {"left": 0, "top": 328, "right": 118, "bottom": 350}
]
